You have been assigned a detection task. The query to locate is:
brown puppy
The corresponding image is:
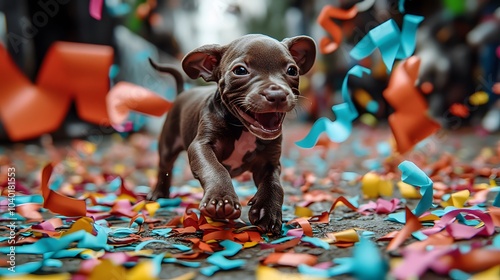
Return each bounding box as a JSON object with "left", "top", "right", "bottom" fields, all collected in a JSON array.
[{"left": 149, "top": 34, "right": 316, "bottom": 235}]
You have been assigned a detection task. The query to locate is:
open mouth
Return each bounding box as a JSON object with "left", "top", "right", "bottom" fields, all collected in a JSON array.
[{"left": 234, "top": 107, "right": 286, "bottom": 139}]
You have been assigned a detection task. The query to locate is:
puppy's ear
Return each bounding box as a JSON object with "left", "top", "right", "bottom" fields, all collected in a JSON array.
[
  {"left": 282, "top": 36, "right": 317, "bottom": 75},
  {"left": 182, "top": 44, "right": 226, "bottom": 82}
]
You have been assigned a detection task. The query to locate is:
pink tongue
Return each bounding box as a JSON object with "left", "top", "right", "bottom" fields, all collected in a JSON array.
[{"left": 255, "top": 113, "right": 281, "bottom": 130}]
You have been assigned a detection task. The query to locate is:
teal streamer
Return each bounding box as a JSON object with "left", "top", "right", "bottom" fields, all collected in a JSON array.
[
  {"left": 350, "top": 14, "right": 424, "bottom": 72},
  {"left": 296, "top": 66, "right": 371, "bottom": 148}
]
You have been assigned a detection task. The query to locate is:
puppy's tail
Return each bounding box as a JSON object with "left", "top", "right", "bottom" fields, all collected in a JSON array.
[{"left": 148, "top": 58, "right": 184, "bottom": 95}]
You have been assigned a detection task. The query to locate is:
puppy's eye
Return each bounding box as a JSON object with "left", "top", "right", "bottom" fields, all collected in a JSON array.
[
  {"left": 233, "top": 66, "right": 249, "bottom": 75},
  {"left": 287, "top": 66, "right": 298, "bottom": 76}
]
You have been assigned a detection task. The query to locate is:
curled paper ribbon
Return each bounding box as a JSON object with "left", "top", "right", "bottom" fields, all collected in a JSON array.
[
  {"left": 296, "top": 66, "right": 371, "bottom": 148},
  {"left": 317, "top": 5, "right": 358, "bottom": 54},
  {"left": 106, "top": 81, "right": 173, "bottom": 131},
  {"left": 41, "top": 163, "right": 87, "bottom": 217},
  {"left": 350, "top": 14, "right": 424, "bottom": 72},
  {"left": 298, "top": 14, "right": 425, "bottom": 150},
  {"left": 200, "top": 240, "right": 245, "bottom": 276},
  {"left": 298, "top": 237, "right": 388, "bottom": 279},
  {"left": 317, "top": 0, "right": 376, "bottom": 54},
  {"left": 387, "top": 161, "right": 433, "bottom": 223},
  {"left": 0, "top": 42, "right": 113, "bottom": 141}
]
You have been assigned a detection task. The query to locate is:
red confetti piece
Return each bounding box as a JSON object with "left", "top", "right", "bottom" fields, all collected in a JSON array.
[{"left": 449, "top": 103, "right": 470, "bottom": 118}]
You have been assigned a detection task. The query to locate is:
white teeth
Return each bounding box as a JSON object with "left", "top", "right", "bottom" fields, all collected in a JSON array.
[{"left": 234, "top": 107, "right": 283, "bottom": 129}]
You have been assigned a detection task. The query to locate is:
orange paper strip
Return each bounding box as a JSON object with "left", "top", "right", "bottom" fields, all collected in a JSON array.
[
  {"left": 287, "top": 217, "right": 313, "bottom": 237},
  {"left": 328, "top": 196, "right": 358, "bottom": 213},
  {"left": 41, "top": 163, "right": 87, "bottom": 217},
  {"left": 383, "top": 56, "right": 441, "bottom": 154},
  {"left": 317, "top": 5, "right": 358, "bottom": 54},
  {"left": 386, "top": 207, "right": 422, "bottom": 251},
  {"left": 0, "top": 42, "right": 113, "bottom": 141},
  {"left": 309, "top": 211, "right": 330, "bottom": 224}
]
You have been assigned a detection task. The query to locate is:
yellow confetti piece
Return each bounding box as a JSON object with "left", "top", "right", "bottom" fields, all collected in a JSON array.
[
  {"left": 168, "top": 271, "right": 197, "bottom": 280},
  {"left": 474, "top": 183, "right": 491, "bottom": 191},
  {"left": 389, "top": 257, "right": 403, "bottom": 269},
  {"left": 88, "top": 259, "right": 127, "bottom": 280},
  {"left": 479, "top": 147, "right": 494, "bottom": 158},
  {"left": 243, "top": 241, "right": 259, "bottom": 248},
  {"left": 362, "top": 172, "right": 381, "bottom": 198},
  {"left": 61, "top": 217, "right": 94, "bottom": 236},
  {"left": 256, "top": 265, "right": 327, "bottom": 280},
  {"left": 469, "top": 91, "right": 489, "bottom": 106},
  {"left": 295, "top": 206, "right": 313, "bottom": 217},
  {"left": 145, "top": 168, "right": 157, "bottom": 178},
  {"left": 327, "top": 228, "right": 360, "bottom": 243},
  {"left": 354, "top": 89, "right": 374, "bottom": 107},
  {"left": 474, "top": 221, "right": 485, "bottom": 229},
  {"left": 361, "top": 172, "right": 394, "bottom": 198},
  {"left": 397, "top": 181, "right": 422, "bottom": 199},
  {"left": 80, "top": 249, "right": 105, "bottom": 259},
  {"left": 378, "top": 179, "right": 394, "bottom": 197},
  {"left": 117, "top": 193, "right": 137, "bottom": 203},
  {"left": 471, "top": 265, "right": 500, "bottom": 280},
  {"left": 87, "top": 192, "right": 106, "bottom": 199},
  {"left": 440, "top": 189, "right": 470, "bottom": 208},
  {"left": 145, "top": 202, "right": 160, "bottom": 216},
  {"left": 359, "top": 113, "right": 378, "bottom": 127},
  {"left": 126, "top": 261, "right": 157, "bottom": 280},
  {"left": 127, "top": 249, "right": 154, "bottom": 257},
  {"left": 82, "top": 141, "right": 97, "bottom": 154},
  {"left": 3, "top": 273, "right": 72, "bottom": 280},
  {"left": 113, "top": 164, "right": 126, "bottom": 175},
  {"left": 112, "top": 133, "right": 125, "bottom": 142},
  {"left": 132, "top": 200, "right": 146, "bottom": 212},
  {"left": 66, "top": 158, "right": 79, "bottom": 169},
  {"left": 490, "top": 179, "right": 497, "bottom": 187},
  {"left": 418, "top": 214, "right": 440, "bottom": 222}
]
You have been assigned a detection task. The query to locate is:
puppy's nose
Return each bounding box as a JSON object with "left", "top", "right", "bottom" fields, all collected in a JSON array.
[{"left": 261, "top": 86, "right": 288, "bottom": 104}]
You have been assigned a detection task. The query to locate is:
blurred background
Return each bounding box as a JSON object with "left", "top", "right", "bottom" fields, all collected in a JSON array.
[{"left": 0, "top": 0, "right": 499, "bottom": 143}]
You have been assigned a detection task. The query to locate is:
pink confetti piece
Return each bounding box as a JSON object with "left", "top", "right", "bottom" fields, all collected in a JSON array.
[
  {"left": 89, "top": 0, "right": 104, "bottom": 20},
  {"left": 358, "top": 198, "right": 401, "bottom": 215},
  {"left": 420, "top": 209, "right": 494, "bottom": 239},
  {"left": 392, "top": 246, "right": 455, "bottom": 279}
]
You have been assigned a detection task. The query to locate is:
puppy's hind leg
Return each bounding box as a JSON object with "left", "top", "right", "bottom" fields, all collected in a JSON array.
[{"left": 148, "top": 136, "right": 182, "bottom": 201}]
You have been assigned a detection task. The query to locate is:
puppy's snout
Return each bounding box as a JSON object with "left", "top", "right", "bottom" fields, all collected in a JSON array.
[{"left": 261, "top": 86, "right": 288, "bottom": 104}]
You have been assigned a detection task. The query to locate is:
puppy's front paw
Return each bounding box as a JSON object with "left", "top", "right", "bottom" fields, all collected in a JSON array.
[
  {"left": 248, "top": 196, "right": 282, "bottom": 236},
  {"left": 147, "top": 188, "right": 169, "bottom": 201},
  {"left": 200, "top": 191, "right": 241, "bottom": 220}
]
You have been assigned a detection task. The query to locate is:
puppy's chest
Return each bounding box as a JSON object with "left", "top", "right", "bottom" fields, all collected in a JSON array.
[{"left": 220, "top": 131, "right": 257, "bottom": 171}]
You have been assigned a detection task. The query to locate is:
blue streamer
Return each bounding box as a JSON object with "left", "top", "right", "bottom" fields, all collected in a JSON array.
[{"left": 296, "top": 66, "right": 371, "bottom": 148}]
